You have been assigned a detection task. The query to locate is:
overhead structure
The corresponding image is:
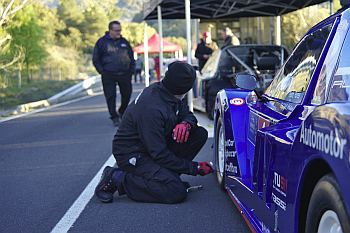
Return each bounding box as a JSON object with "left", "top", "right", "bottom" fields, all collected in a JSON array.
[
  {"left": 141, "top": 0, "right": 332, "bottom": 110},
  {"left": 143, "top": 0, "right": 332, "bottom": 20},
  {"left": 133, "top": 32, "right": 182, "bottom": 54}
]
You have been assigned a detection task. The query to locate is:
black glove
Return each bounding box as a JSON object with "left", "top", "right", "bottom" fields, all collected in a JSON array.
[{"left": 197, "top": 162, "right": 214, "bottom": 176}]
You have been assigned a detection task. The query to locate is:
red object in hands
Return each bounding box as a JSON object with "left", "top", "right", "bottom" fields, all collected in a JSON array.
[
  {"left": 197, "top": 162, "right": 214, "bottom": 176},
  {"left": 172, "top": 121, "right": 191, "bottom": 143}
]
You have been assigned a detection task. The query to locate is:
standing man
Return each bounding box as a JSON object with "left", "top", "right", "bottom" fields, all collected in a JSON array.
[
  {"left": 93, "top": 21, "right": 135, "bottom": 126},
  {"left": 221, "top": 27, "right": 240, "bottom": 49},
  {"left": 95, "top": 62, "right": 214, "bottom": 204},
  {"left": 134, "top": 57, "right": 143, "bottom": 83},
  {"left": 195, "top": 31, "right": 218, "bottom": 73},
  {"left": 148, "top": 56, "right": 155, "bottom": 81}
]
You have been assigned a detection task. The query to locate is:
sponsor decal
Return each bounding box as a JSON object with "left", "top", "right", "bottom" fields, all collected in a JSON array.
[
  {"left": 223, "top": 98, "right": 229, "bottom": 112},
  {"left": 230, "top": 98, "right": 245, "bottom": 106},
  {"left": 225, "top": 139, "right": 234, "bottom": 147},
  {"left": 273, "top": 172, "right": 287, "bottom": 197},
  {"left": 225, "top": 162, "right": 238, "bottom": 173},
  {"left": 332, "top": 80, "right": 350, "bottom": 89},
  {"left": 272, "top": 193, "right": 286, "bottom": 211},
  {"left": 225, "top": 139, "right": 237, "bottom": 158},
  {"left": 258, "top": 116, "right": 269, "bottom": 129},
  {"left": 300, "top": 122, "right": 347, "bottom": 159},
  {"left": 248, "top": 112, "right": 270, "bottom": 145},
  {"left": 225, "top": 150, "right": 236, "bottom": 158},
  {"left": 338, "top": 19, "right": 349, "bottom": 31}
]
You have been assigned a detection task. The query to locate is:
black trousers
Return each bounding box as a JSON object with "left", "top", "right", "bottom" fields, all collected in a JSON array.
[
  {"left": 101, "top": 72, "right": 132, "bottom": 119},
  {"left": 116, "top": 126, "right": 208, "bottom": 204}
]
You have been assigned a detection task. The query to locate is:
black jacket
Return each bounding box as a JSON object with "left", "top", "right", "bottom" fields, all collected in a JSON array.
[
  {"left": 93, "top": 32, "right": 135, "bottom": 75},
  {"left": 195, "top": 39, "right": 218, "bottom": 72},
  {"left": 113, "top": 82, "right": 199, "bottom": 176}
]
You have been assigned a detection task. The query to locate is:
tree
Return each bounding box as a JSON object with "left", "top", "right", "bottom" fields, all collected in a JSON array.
[
  {"left": 164, "top": 36, "right": 187, "bottom": 55},
  {"left": 81, "top": 4, "right": 109, "bottom": 53},
  {"left": 281, "top": 1, "right": 342, "bottom": 51},
  {"left": 0, "top": 0, "right": 28, "bottom": 70},
  {"left": 7, "top": 4, "right": 48, "bottom": 82},
  {"left": 0, "top": 0, "right": 28, "bottom": 26},
  {"left": 35, "top": 2, "right": 66, "bottom": 46},
  {"left": 57, "top": 0, "right": 84, "bottom": 29},
  {"left": 57, "top": 27, "right": 83, "bottom": 51},
  {"left": 107, "top": 5, "right": 122, "bottom": 22},
  {"left": 120, "top": 22, "right": 157, "bottom": 48}
]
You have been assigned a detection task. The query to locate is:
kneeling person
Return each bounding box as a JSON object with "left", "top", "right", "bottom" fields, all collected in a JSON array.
[{"left": 95, "top": 61, "right": 214, "bottom": 204}]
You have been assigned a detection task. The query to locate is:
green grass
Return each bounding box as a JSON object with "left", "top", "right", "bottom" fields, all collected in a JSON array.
[{"left": 0, "top": 80, "right": 82, "bottom": 109}]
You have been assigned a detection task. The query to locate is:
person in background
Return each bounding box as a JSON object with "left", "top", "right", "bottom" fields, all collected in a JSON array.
[
  {"left": 221, "top": 27, "right": 240, "bottom": 49},
  {"left": 148, "top": 56, "right": 155, "bottom": 81},
  {"left": 94, "top": 61, "right": 214, "bottom": 204},
  {"left": 134, "top": 57, "right": 143, "bottom": 83},
  {"left": 195, "top": 31, "right": 218, "bottom": 73},
  {"left": 154, "top": 55, "right": 160, "bottom": 81},
  {"left": 93, "top": 21, "right": 134, "bottom": 126}
]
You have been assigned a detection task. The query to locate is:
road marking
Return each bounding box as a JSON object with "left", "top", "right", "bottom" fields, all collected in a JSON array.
[
  {"left": 50, "top": 155, "right": 116, "bottom": 233},
  {"left": 0, "top": 94, "right": 98, "bottom": 123}
]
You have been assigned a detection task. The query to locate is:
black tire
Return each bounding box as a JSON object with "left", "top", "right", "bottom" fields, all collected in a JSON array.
[
  {"left": 305, "top": 173, "right": 350, "bottom": 232},
  {"left": 205, "top": 79, "right": 233, "bottom": 120},
  {"left": 215, "top": 116, "right": 226, "bottom": 190}
]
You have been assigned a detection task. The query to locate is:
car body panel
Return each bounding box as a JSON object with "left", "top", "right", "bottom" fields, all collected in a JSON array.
[{"left": 213, "top": 8, "right": 350, "bottom": 233}]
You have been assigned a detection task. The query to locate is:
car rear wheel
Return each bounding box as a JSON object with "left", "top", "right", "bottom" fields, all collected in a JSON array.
[
  {"left": 206, "top": 97, "right": 215, "bottom": 120},
  {"left": 215, "top": 116, "right": 226, "bottom": 190},
  {"left": 305, "top": 173, "right": 350, "bottom": 233}
]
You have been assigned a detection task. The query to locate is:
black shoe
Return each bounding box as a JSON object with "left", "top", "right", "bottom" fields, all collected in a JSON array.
[
  {"left": 95, "top": 166, "right": 121, "bottom": 203},
  {"left": 112, "top": 117, "right": 120, "bottom": 127}
]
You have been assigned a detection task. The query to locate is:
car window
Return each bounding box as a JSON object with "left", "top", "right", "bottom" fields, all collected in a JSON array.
[
  {"left": 326, "top": 20, "right": 350, "bottom": 103},
  {"left": 266, "top": 23, "right": 333, "bottom": 104},
  {"left": 311, "top": 20, "right": 350, "bottom": 105}
]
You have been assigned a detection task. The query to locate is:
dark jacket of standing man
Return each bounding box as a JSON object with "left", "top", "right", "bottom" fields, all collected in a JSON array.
[
  {"left": 93, "top": 21, "right": 135, "bottom": 126},
  {"left": 94, "top": 62, "right": 215, "bottom": 204},
  {"left": 195, "top": 31, "right": 218, "bottom": 72}
]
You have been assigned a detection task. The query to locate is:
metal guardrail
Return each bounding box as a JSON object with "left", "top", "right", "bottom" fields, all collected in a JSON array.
[{"left": 1, "top": 75, "right": 103, "bottom": 118}]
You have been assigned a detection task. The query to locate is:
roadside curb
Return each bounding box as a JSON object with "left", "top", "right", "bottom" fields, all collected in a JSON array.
[{"left": 0, "top": 75, "right": 103, "bottom": 119}]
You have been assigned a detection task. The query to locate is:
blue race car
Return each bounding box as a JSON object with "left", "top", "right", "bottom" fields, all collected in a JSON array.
[{"left": 213, "top": 7, "right": 350, "bottom": 233}]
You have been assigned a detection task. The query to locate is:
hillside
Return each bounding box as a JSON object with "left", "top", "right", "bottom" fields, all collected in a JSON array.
[{"left": 40, "top": 0, "right": 143, "bottom": 22}]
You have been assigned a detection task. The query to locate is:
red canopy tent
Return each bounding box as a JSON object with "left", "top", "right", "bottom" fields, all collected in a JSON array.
[{"left": 133, "top": 32, "right": 182, "bottom": 54}]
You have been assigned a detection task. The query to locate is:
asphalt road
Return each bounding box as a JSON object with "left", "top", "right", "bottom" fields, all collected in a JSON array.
[{"left": 0, "top": 83, "right": 251, "bottom": 233}]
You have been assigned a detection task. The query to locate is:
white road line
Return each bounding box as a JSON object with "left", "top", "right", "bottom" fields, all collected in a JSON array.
[
  {"left": 0, "top": 94, "right": 99, "bottom": 123},
  {"left": 50, "top": 155, "right": 116, "bottom": 233}
]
